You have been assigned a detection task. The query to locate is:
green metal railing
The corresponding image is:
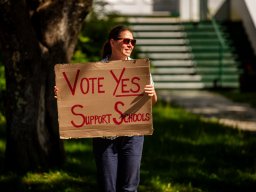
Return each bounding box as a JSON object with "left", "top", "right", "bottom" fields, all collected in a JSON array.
[{"left": 210, "top": 16, "right": 225, "bottom": 87}]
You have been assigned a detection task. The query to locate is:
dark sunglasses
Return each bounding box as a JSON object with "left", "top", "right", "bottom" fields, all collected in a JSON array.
[{"left": 115, "top": 38, "right": 136, "bottom": 46}]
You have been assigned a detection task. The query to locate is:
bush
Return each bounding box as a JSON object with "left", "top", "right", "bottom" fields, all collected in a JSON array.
[{"left": 0, "top": 65, "right": 5, "bottom": 91}]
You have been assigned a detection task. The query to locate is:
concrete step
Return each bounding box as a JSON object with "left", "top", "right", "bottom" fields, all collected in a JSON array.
[
  {"left": 134, "top": 32, "right": 186, "bottom": 38},
  {"left": 152, "top": 67, "right": 239, "bottom": 75},
  {"left": 137, "top": 45, "right": 190, "bottom": 52},
  {"left": 139, "top": 53, "right": 193, "bottom": 60},
  {"left": 152, "top": 67, "right": 196, "bottom": 74},
  {"left": 128, "top": 17, "right": 181, "bottom": 24},
  {"left": 187, "top": 32, "right": 218, "bottom": 37},
  {"left": 189, "top": 39, "right": 227, "bottom": 45},
  {"left": 155, "top": 81, "right": 239, "bottom": 90},
  {"left": 196, "top": 67, "right": 239, "bottom": 73},
  {"left": 196, "top": 60, "right": 238, "bottom": 65},
  {"left": 153, "top": 75, "right": 202, "bottom": 81},
  {"left": 131, "top": 25, "right": 184, "bottom": 31},
  {"left": 137, "top": 39, "right": 188, "bottom": 45},
  {"left": 191, "top": 46, "right": 232, "bottom": 52},
  {"left": 152, "top": 74, "right": 239, "bottom": 82},
  {"left": 155, "top": 82, "right": 205, "bottom": 89},
  {"left": 151, "top": 60, "right": 195, "bottom": 67},
  {"left": 185, "top": 25, "right": 215, "bottom": 29},
  {"left": 212, "top": 82, "right": 239, "bottom": 87},
  {"left": 193, "top": 52, "right": 234, "bottom": 58},
  {"left": 202, "top": 75, "right": 240, "bottom": 81}
]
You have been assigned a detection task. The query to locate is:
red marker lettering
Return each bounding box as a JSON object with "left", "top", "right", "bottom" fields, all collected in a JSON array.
[
  {"left": 98, "top": 77, "right": 105, "bottom": 93},
  {"left": 110, "top": 68, "right": 126, "bottom": 96},
  {"left": 71, "top": 104, "right": 85, "bottom": 128},
  {"left": 121, "top": 78, "right": 129, "bottom": 93},
  {"left": 80, "top": 78, "right": 90, "bottom": 94},
  {"left": 63, "top": 69, "right": 80, "bottom": 95},
  {"left": 113, "top": 101, "right": 124, "bottom": 125},
  {"left": 130, "top": 77, "right": 140, "bottom": 93}
]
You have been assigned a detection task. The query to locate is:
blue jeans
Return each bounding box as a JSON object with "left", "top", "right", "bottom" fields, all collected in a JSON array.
[{"left": 92, "top": 136, "right": 144, "bottom": 192}]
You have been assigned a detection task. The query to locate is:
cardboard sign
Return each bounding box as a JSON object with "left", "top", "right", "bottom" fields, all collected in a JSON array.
[{"left": 54, "top": 59, "right": 153, "bottom": 139}]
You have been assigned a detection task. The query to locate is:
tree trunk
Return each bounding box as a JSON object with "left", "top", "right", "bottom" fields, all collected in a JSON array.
[{"left": 0, "top": 0, "right": 93, "bottom": 172}]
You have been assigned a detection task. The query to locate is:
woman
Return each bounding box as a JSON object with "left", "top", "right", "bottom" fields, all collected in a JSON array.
[
  {"left": 55, "top": 25, "right": 157, "bottom": 192},
  {"left": 92, "top": 25, "right": 157, "bottom": 192}
]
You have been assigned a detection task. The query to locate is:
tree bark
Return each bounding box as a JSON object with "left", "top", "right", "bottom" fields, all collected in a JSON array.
[{"left": 0, "top": 0, "right": 92, "bottom": 172}]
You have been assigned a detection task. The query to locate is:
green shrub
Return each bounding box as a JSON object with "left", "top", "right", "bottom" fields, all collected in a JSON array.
[
  {"left": 0, "top": 55, "right": 5, "bottom": 116},
  {"left": 0, "top": 65, "right": 5, "bottom": 91}
]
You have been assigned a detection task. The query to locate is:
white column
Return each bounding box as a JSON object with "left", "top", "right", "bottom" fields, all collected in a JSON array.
[{"left": 180, "top": 0, "right": 200, "bottom": 21}]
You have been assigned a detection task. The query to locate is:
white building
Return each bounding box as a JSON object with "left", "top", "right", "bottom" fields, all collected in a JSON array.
[
  {"left": 100, "top": 0, "right": 256, "bottom": 54},
  {"left": 101, "top": 0, "right": 226, "bottom": 21}
]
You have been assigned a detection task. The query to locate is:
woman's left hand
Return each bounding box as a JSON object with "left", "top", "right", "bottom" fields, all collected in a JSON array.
[{"left": 144, "top": 84, "right": 157, "bottom": 104}]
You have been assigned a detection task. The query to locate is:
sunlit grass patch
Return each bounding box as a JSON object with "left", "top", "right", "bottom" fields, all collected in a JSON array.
[
  {"left": 64, "top": 140, "right": 92, "bottom": 153},
  {"left": 0, "top": 140, "right": 5, "bottom": 152},
  {"left": 139, "top": 176, "right": 173, "bottom": 192},
  {"left": 0, "top": 170, "right": 96, "bottom": 192},
  {"left": 139, "top": 175, "right": 203, "bottom": 192},
  {"left": 0, "top": 115, "right": 6, "bottom": 171},
  {"left": 0, "top": 114, "right": 5, "bottom": 124},
  {"left": 27, "top": 170, "right": 95, "bottom": 192},
  {"left": 22, "top": 171, "right": 83, "bottom": 185}
]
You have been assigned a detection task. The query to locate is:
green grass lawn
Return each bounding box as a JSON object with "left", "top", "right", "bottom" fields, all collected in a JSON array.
[{"left": 1, "top": 101, "right": 256, "bottom": 191}]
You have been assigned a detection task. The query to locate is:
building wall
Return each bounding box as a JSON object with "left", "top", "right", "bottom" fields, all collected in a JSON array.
[
  {"left": 104, "top": 0, "right": 153, "bottom": 15},
  {"left": 208, "top": 0, "right": 226, "bottom": 17},
  {"left": 101, "top": 0, "right": 227, "bottom": 21},
  {"left": 231, "top": 0, "right": 256, "bottom": 55},
  {"left": 230, "top": 0, "right": 242, "bottom": 20},
  {"left": 102, "top": 0, "right": 181, "bottom": 15},
  {"left": 153, "top": 0, "right": 179, "bottom": 14}
]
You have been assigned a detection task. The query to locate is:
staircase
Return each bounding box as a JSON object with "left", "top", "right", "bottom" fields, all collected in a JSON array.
[
  {"left": 186, "top": 21, "right": 240, "bottom": 89},
  {"left": 128, "top": 16, "right": 241, "bottom": 90}
]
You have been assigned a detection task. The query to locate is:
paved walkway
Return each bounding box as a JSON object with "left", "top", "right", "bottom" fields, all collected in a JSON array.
[{"left": 157, "top": 90, "right": 256, "bottom": 131}]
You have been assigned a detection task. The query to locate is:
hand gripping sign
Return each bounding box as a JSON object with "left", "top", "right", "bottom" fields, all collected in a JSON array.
[{"left": 54, "top": 59, "right": 153, "bottom": 139}]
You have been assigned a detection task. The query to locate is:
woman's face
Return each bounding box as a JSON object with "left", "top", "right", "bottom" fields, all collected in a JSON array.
[{"left": 110, "top": 30, "right": 135, "bottom": 60}]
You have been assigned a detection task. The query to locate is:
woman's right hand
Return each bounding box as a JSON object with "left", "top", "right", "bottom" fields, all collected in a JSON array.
[{"left": 54, "top": 86, "right": 59, "bottom": 99}]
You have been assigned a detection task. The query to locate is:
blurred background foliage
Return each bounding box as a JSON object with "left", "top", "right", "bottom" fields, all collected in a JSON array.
[
  {"left": 71, "top": 0, "right": 139, "bottom": 63},
  {"left": 0, "top": 52, "right": 4, "bottom": 89},
  {"left": 0, "top": 53, "right": 5, "bottom": 119}
]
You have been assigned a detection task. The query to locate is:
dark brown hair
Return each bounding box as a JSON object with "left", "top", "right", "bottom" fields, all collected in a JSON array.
[{"left": 102, "top": 25, "right": 133, "bottom": 59}]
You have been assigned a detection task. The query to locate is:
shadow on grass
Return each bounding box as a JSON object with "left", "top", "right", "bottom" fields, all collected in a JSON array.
[
  {"left": 0, "top": 102, "right": 256, "bottom": 191},
  {"left": 140, "top": 102, "right": 256, "bottom": 192}
]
